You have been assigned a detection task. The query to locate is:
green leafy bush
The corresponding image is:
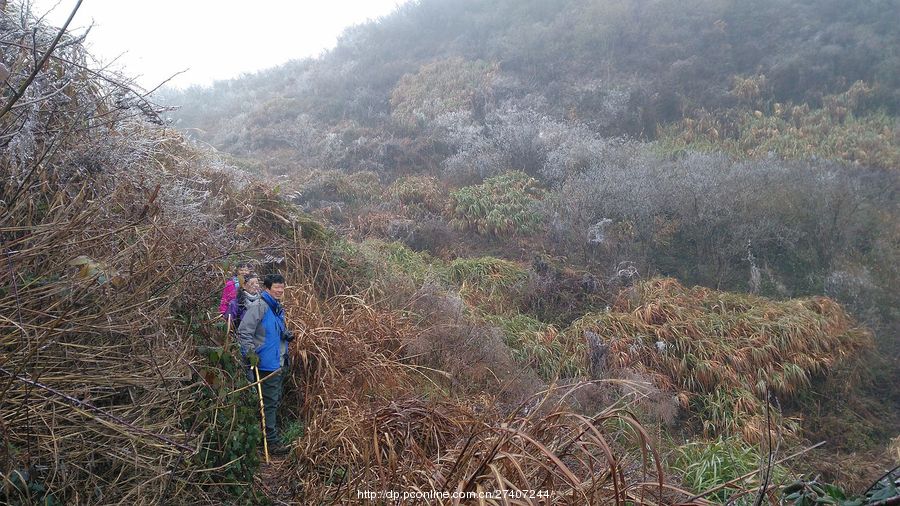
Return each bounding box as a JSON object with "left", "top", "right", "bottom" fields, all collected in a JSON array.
[
  {"left": 280, "top": 420, "right": 307, "bottom": 445},
  {"left": 483, "top": 313, "right": 585, "bottom": 380},
  {"left": 673, "top": 436, "right": 787, "bottom": 505},
  {"left": 189, "top": 346, "right": 263, "bottom": 501},
  {"left": 359, "top": 239, "right": 440, "bottom": 287},
  {"left": 779, "top": 475, "right": 899, "bottom": 506},
  {"left": 448, "top": 171, "right": 545, "bottom": 236},
  {"left": 446, "top": 256, "right": 528, "bottom": 307}
]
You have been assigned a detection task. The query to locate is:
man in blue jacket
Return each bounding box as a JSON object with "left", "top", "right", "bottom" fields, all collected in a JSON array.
[{"left": 238, "top": 273, "right": 294, "bottom": 454}]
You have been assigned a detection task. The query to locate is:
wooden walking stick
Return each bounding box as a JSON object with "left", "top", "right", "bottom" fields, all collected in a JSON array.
[
  {"left": 254, "top": 365, "right": 270, "bottom": 463},
  {"left": 224, "top": 314, "right": 233, "bottom": 346}
]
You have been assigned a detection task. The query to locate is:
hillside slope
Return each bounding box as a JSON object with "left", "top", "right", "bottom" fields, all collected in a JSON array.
[
  {"left": 1, "top": 0, "right": 896, "bottom": 504},
  {"left": 163, "top": 0, "right": 899, "bottom": 167},
  {"left": 159, "top": 0, "right": 899, "bottom": 313},
  {"left": 160, "top": 1, "right": 899, "bottom": 471}
]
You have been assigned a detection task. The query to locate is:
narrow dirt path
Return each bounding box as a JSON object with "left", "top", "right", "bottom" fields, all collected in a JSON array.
[{"left": 255, "top": 454, "right": 299, "bottom": 504}]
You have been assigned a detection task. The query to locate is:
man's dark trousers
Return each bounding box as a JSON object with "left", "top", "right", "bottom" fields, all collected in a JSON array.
[{"left": 259, "top": 369, "right": 282, "bottom": 447}]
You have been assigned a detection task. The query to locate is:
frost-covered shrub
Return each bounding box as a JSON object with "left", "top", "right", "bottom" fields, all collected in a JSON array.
[
  {"left": 586, "top": 219, "right": 614, "bottom": 245},
  {"left": 438, "top": 102, "right": 605, "bottom": 184},
  {"left": 543, "top": 132, "right": 638, "bottom": 183},
  {"left": 438, "top": 96, "right": 643, "bottom": 186},
  {"left": 551, "top": 79, "right": 635, "bottom": 134},
  {"left": 488, "top": 105, "right": 570, "bottom": 176},
  {"left": 436, "top": 111, "right": 507, "bottom": 183},
  {"left": 825, "top": 269, "right": 874, "bottom": 304},
  {"left": 547, "top": 145, "right": 897, "bottom": 298}
]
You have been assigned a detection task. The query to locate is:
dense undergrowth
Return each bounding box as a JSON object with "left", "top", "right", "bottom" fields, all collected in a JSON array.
[
  {"left": 162, "top": 0, "right": 900, "bottom": 351},
  {"left": 2, "top": 0, "right": 898, "bottom": 504},
  {"left": 570, "top": 279, "right": 872, "bottom": 441},
  {"left": 165, "top": 0, "right": 898, "bottom": 499},
  {"left": 0, "top": 5, "right": 290, "bottom": 502}
]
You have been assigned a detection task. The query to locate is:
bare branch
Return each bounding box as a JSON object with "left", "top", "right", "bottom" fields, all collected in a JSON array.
[{"left": 0, "top": 0, "right": 83, "bottom": 119}]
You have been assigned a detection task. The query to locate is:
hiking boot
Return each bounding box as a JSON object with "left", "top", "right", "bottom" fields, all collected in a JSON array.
[{"left": 268, "top": 443, "right": 291, "bottom": 456}]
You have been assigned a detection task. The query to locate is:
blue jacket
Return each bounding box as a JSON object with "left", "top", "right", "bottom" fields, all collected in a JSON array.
[{"left": 236, "top": 291, "right": 287, "bottom": 372}]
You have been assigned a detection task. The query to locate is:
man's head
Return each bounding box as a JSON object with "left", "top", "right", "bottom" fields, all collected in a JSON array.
[{"left": 264, "top": 273, "right": 286, "bottom": 300}]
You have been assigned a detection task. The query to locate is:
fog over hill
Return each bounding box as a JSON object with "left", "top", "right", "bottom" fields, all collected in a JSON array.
[
  {"left": 2, "top": 0, "right": 898, "bottom": 503},
  {"left": 163, "top": 0, "right": 899, "bottom": 166}
]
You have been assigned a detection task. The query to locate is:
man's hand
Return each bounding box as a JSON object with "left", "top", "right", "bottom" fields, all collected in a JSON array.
[
  {"left": 283, "top": 329, "right": 295, "bottom": 342},
  {"left": 246, "top": 351, "right": 260, "bottom": 367}
]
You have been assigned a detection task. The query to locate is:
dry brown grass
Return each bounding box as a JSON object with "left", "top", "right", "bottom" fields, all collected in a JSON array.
[
  {"left": 0, "top": 4, "right": 308, "bottom": 502},
  {"left": 0, "top": 115, "right": 300, "bottom": 501},
  {"left": 4, "top": 4, "right": 863, "bottom": 504},
  {"left": 567, "top": 278, "right": 873, "bottom": 442},
  {"left": 0, "top": 130, "right": 248, "bottom": 502},
  {"left": 262, "top": 250, "right": 689, "bottom": 505}
]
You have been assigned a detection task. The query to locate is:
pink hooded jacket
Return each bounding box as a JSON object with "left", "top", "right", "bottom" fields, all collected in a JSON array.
[{"left": 219, "top": 277, "right": 239, "bottom": 315}]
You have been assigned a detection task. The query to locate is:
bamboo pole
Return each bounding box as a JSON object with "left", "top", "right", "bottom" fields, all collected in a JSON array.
[
  {"left": 254, "top": 365, "right": 270, "bottom": 464},
  {"left": 224, "top": 314, "right": 233, "bottom": 347}
]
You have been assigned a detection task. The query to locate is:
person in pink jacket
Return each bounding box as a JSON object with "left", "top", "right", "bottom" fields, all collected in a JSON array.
[
  {"left": 219, "top": 261, "right": 251, "bottom": 315},
  {"left": 225, "top": 272, "right": 260, "bottom": 331}
]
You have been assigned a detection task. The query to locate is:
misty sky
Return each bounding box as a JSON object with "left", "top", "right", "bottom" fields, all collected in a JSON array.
[{"left": 30, "top": 0, "right": 408, "bottom": 89}]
